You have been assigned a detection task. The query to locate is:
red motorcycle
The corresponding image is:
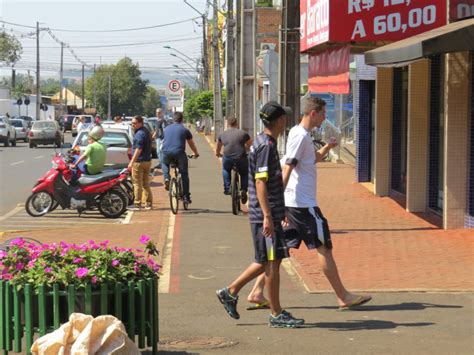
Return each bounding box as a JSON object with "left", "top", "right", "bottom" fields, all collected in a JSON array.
[{"left": 25, "top": 152, "right": 130, "bottom": 218}]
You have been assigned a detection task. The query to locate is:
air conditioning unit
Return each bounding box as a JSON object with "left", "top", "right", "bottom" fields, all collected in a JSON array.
[{"left": 260, "top": 42, "right": 276, "bottom": 51}]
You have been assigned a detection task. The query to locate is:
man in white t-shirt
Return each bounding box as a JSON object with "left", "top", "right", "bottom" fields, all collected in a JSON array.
[{"left": 246, "top": 97, "right": 372, "bottom": 311}]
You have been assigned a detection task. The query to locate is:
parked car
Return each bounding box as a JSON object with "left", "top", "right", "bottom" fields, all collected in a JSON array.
[
  {"left": 72, "top": 128, "right": 132, "bottom": 169},
  {"left": 60, "top": 114, "right": 76, "bottom": 132},
  {"left": 0, "top": 116, "right": 17, "bottom": 147},
  {"left": 71, "top": 115, "right": 93, "bottom": 137},
  {"left": 17, "top": 115, "right": 35, "bottom": 128},
  {"left": 28, "top": 120, "right": 64, "bottom": 148},
  {"left": 101, "top": 121, "right": 133, "bottom": 138},
  {"left": 10, "top": 119, "right": 29, "bottom": 142}
]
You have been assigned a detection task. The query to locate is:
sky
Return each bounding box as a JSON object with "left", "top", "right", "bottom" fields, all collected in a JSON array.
[{"left": 0, "top": 0, "right": 212, "bottom": 85}]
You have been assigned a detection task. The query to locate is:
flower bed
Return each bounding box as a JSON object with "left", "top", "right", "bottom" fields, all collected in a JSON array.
[{"left": 0, "top": 236, "right": 160, "bottom": 354}]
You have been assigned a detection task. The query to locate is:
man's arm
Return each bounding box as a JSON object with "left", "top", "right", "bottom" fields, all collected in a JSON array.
[
  {"left": 256, "top": 178, "right": 274, "bottom": 238},
  {"left": 127, "top": 148, "right": 142, "bottom": 170},
  {"left": 186, "top": 139, "right": 199, "bottom": 156},
  {"left": 215, "top": 141, "right": 223, "bottom": 157},
  {"left": 316, "top": 141, "right": 337, "bottom": 162},
  {"left": 282, "top": 163, "right": 295, "bottom": 189}
]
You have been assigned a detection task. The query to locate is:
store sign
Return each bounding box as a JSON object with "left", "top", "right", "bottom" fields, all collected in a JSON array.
[
  {"left": 300, "top": 0, "right": 447, "bottom": 52},
  {"left": 450, "top": 0, "right": 474, "bottom": 21},
  {"left": 308, "top": 46, "right": 350, "bottom": 94}
]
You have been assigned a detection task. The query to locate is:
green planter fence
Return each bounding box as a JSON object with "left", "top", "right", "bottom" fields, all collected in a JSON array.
[{"left": 0, "top": 277, "right": 158, "bottom": 354}]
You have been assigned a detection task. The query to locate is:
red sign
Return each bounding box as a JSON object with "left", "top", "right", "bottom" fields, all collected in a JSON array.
[
  {"left": 450, "top": 0, "right": 474, "bottom": 21},
  {"left": 308, "top": 46, "right": 350, "bottom": 94},
  {"left": 168, "top": 80, "right": 181, "bottom": 92},
  {"left": 300, "top": 0, "right": 447, "bottom": 52}
]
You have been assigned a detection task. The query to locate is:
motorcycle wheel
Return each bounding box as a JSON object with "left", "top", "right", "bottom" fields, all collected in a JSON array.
[
  {"left": 121, "top": 180, "right": 134, "bottom": 205},
  {"left": 25, "top": 192, "right": 54, "bottom": 217},
  {"left": 49, "top": 199, "right": 60, "bottom": 212},
  {"left": 98, "top": 189, "right": 127, "bottom": 218}
]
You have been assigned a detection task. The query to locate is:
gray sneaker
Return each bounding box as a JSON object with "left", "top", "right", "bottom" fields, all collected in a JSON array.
[
  {"left": 269, "top": 310, "right": 304, "bottom": 328},
  {"left": 216, "top": 287, "right": 240, "bottom": 320}
]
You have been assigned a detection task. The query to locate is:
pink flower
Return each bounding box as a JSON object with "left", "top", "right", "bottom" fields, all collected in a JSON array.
[
  {"left": 0, "top": 251, "right": 7, "bottom": 259},
  {"left": 99, "top": 240, "right": 109, "bottom": 248},
  {"left": 73, "top": 258, "right": 84, "bottom": 264},
  {"left": 112, "top": 259, "right": 120, "bottom": 267},
  {"left": 91, "top": 276, "right": 97, "bottom": 284},
  {"left": 16, "top": 262, "right": 24, "bottom": 271},
  {"left": 27, "top": 260, "right": 35, "bottom": 268},
  {"left": 10, "top": 238, "right": 25, "bottom": 247},
  {"left": 45, "top": 267, "right": 52, "bottom": 273},
  {"left": 75, "top": 267, "right": 89, "bottom": 278},
  {"left": 139, "top": 235, "right": 150, "bottom": 244}
]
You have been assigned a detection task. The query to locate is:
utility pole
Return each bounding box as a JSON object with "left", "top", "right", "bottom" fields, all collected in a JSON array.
[
  {"left": 93, "top": 64, "right": 97, "bottom": 110},
  {"left": 279, "top": 0, "right": 300, "bottom": 128},
  {"left": 81, "top": 65, "right": 85, "bottom": 114},
  {"left": 59, "top": 42, "right": 64, "bottom": 116},
  {"left": 202, "top": 14, "right": 209, "bottom": 90},
  {"left": 234, "top": 1, "right": 241, "bottom": 122},
  {"left": 36, "top": 21, "right": 41, "bottom": 121},
  {"left": 240, "top": 0, "right": 256, "bottom": 137},
  {"left": 225, "top": 0, "right": 235, "bottom": 119},
  {"left": 107, "top": 75, "right": 111, "bottom": 119},
  {"left": 212, "top": 0, "right": 223, "bottom": 140},
  {"left": 11, "top": 68, "right": 16, "bottom": 90}
]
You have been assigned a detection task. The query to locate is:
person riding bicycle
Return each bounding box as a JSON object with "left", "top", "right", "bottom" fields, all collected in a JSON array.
[
  {"left": 215, "top": 116, "right": 252, "bottom": 204},
  {"left": 161, "top": 112, "right": 199, "bottom": 204},
  {"left": 71, "top": 125, "right": 106, "bottom": 177}
]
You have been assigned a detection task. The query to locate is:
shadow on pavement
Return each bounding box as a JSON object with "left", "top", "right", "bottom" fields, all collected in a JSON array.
[
  {"left": 332, "top": 227, "right": 439, "bottom": 233},
  {"left": 288, "top": 302, "right": 463, "bottom": 312},
  {"left": 181, "top": 208, "right": 232, "bottom": 215},
  {"left": 304, "top": 320, "right": 435, "bottom": 330},
  {"left": 142, "top": 351, "right": 197, "bottom": 354}
]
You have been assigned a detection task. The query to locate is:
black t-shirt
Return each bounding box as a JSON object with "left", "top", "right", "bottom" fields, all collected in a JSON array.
[{"left": 218, "top": 128, "right": 250, "bottom": 159}]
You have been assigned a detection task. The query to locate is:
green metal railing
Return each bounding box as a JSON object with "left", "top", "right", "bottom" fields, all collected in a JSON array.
[{"left": 0, "top": 277, "right": 158, "bottom": 355}]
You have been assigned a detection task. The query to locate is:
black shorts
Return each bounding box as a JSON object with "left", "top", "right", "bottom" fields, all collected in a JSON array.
[
  {"left": 251, "top": 223, "right": 289, "bottom": 264},
  {"left": 284, "top": 207, "right": 333, "bottom": 250}
]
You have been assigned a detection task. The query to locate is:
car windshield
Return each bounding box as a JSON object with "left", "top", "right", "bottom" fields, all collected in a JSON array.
[
  {"left": 10, "top": 120, "right": 24, "bottom": 127},
  {"left": 77, "top": 131, "right": 130, "bottom": 147},
  {"left": 33, "top": 121, "right": 56, "bottom": 129}
]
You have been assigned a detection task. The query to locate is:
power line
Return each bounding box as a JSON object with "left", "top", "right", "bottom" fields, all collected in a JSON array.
[{"left": 0, "top": 17, "right": 200, "bottom": 33}]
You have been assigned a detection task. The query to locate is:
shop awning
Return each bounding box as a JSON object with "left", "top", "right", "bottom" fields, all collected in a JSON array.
[{"left": 365, "top": 18, "right": 474, "bottom": 67}]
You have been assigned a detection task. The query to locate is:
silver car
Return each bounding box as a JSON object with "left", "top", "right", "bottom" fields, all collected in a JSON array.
[
  {"left": 28, "top": 120, "right": 64, "bottom": 148},
  {"left": 10, "top": 119, "right": 29, "bottom": 142},
  {"left": 0, "top": 116, "right": 17, "bottom": 147},
  {"left": 72, "top": 128, "right": 132, "bottom": 169}
]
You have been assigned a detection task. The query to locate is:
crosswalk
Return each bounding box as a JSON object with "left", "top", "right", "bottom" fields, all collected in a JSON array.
[{"left": 0, "top": 205, "right": 130, "bottom": 232}]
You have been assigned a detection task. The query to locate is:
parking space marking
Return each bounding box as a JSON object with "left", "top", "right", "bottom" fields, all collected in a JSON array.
[
  {"left": 10, "top": 161, "right": 25, "bottom": 166},
  {"left": 158, "top": 211, "right": 175, "bottom": 294}
]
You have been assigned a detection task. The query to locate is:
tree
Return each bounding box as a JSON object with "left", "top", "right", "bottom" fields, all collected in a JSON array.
[
  {"left": 183, "top": 89, "right": 226, "bottom": 123},
  {"left": 85, "top": 57, "right": 148, "bottom": 117},
  {"left": 142, "top": 86, "right": 161, "bottom": 117},
  {"left": 0, "top": 32, "right": 22, "bottom": 66}
]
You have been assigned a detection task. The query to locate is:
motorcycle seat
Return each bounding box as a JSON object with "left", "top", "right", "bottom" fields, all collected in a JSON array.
[{"left": 78, "top": 170, "right": 121, "bottom": 186}]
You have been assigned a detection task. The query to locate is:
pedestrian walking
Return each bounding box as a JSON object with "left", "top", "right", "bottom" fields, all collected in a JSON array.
[
  {"left": 215, "top": 116, "right": 252, "bottom": 203},
  {"left": 216, "top": 101, "right": 305, "bottom": 328},
  {"left": 247, "top": 96, "right": 372, "bottom": 311},
  {"left": 161, "top": 112, "right": 199, "bottom": 204},
  {"left": 127, "top": 115, "right": 153, "bottom": 211}
]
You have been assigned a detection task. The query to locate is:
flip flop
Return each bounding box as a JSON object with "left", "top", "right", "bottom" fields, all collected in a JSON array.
[
  {"left": 338, "top": 295, "right": 372, "bottom": 311},
  {"left": 246, "top": 301, "right": 270, "bottom": 310}
]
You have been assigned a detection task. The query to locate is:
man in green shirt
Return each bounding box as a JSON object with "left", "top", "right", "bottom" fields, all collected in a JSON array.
[{"left": 72, "top": 126, "right": 106, "bottom": 175}]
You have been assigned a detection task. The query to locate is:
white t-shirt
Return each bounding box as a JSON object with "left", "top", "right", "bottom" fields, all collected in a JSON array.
[{"left": 283, "top": 125, "right": 317, "bottom": 208}]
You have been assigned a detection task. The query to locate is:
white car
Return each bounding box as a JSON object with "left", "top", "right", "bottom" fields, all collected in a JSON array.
[
  {"left": 71, "top": 115, "right": 94, "bottom": 137},
  {"left": 10, "top": 119, "right": 29, "bottom": 142},
  {"left": 100, "top": 121, "right": 133, "bottom": 138},
  {"left": 0, "top": 116, "right": 17, "bottom": 147},
  {"left": 72, "top": 128, "right": 132, "bottom": 169}
]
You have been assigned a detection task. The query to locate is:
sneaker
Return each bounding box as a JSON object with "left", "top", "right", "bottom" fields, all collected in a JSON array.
[
  {"left": 164, "top": 180, "right": 170, "bottom": 191},
  {"left": 240, "top": 190, "right": 248, "bottom": 204},
  {"left": 143, "top": 204, "right": 152, "bottom": 211},
  {"left": 269, "top": 310, "right": 304, "bottom": 328},
  {"left": 216, "top": 287, "right": 240, "bottom": 320},
  {"left": 183, "top": 196, "right": 192, "bottom": 204},
  {"left": 223, "top": 190, "right": 231, "bottom": 196},
  {"left": 128, "top": 204, "right": 141, "bottom": 211}
]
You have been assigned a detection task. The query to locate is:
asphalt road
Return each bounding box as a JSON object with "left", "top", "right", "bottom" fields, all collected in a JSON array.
[{"left": 0, "top": 132, "right": 74, "bottom": 215}]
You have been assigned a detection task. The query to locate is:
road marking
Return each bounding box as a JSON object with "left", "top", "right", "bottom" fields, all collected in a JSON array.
[
  {"left": 10, "top": 160, "right": 24, "bottom": 166},
  {"left": 0, "top": 206, "right": 23, "bottom": 222},
  {"left": 34, "top": 155, "right": 44, "bottom": 159},
  {"left": 158, "top": 211, "right": 175, "bottom": 294},
  {"left": 121, "top": 211, "right": 133, "bottom": 224}
]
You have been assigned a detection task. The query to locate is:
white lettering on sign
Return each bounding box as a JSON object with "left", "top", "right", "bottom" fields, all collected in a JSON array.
[
  {"left": 301, "top": 13, "right": 306, "bottom": 39},
  {"left": 384, "top": 0, "right": 412, "bottom": 6},
  {"left": 306, "top": 0, "right": 329, "bottom": 37},
  {"left": 351, "top": 5, "right": 438, "bottom": 39},
  {"left": 457, "top": 4, "right": 474, "bottom": 19},
  {"left": 348, "top": 0, "right": 375, "bottom": 14}
]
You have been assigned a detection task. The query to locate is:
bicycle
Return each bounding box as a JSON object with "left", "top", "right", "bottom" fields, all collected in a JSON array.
[
  {"left": 168, "top": 155, "right": 197, "bottom": 214},
  {"left": 217, "top": 154, "right": 243, "bottom": 215}
]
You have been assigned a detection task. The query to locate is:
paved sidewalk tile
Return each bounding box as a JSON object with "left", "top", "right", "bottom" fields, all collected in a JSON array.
[{"left": 291, "top": 163, "right": 474, "bottom": 292}]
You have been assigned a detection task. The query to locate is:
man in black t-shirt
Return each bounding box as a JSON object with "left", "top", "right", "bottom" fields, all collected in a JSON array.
[{"left": 215, "top": 116, "right": 252, "bottom": 203}]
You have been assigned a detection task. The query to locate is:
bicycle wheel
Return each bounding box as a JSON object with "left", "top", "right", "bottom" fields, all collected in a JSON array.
[
  {"left": 169, "top": 178, "right": 179, "bottom": 214},
  {"left": 179, "top": 176, "right": 189, "bottom": 210},
  {"left": 231, "top": 169, "right": 239, "bottom": 215}
]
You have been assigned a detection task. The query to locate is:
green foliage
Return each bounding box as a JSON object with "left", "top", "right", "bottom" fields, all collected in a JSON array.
[
  {"left": 85, "top": 57, "right": 148, "bottom": 117},
  {"left": 0, "top": 32, "right": 22, "bottom": 66},
  {"left": 183, "top": 89, "right": 227, "bottom": 122},
  {"left": 41, "top": 78, "right": 60, "bottom": 96},
  {"left": 142, "top": 86, "right": 162, "bottom": 117}
]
